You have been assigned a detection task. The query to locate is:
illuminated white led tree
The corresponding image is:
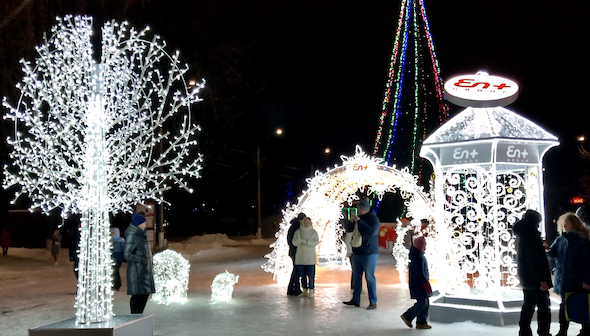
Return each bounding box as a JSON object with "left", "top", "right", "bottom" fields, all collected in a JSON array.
[
  {"left": 153, "top": 250, "right": 190, "bottom": 304},
  {"left": 262, "top": 146, "right": 438, "bottom": 284},
  {"left": 2, "top": 16, "right": 204, "bottom": 323},
  {"left": 420, "top": 72, "right": 558, "bottom": 294}
]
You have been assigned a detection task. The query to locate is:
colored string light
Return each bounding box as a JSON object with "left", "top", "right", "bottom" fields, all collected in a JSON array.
[{"left": 373, "top": 0, "right": 448, "bottom": 175}]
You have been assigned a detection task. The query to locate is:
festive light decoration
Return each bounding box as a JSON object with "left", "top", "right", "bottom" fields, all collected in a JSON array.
[
  {"left": 153, "top": 250, "right": 190, "bottom": 305},
  {"left": 373, "top": 0, "right": 448, "bottom": 175},
  {"left": 421, "top": 102, "right": 558, "bottom": 294},
  {"left": 263, "top": 146, "right": 437, "bottom": 283},
  {"left": 2, "top": 16, "right": 204, "bottom": 323},
  {"left": 392, "top": 220, "right": 412, "bottom": 283},
  {"left": 211, "top": 271, "right": 239, "bottom": 301}
]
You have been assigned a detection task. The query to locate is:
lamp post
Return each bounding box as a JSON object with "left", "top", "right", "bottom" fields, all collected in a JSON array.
[
  {"left": 256, "top": 145, "right": 262, "bottom": 239},
  {"left": 256, "top": 128, "right": 283, "bottom": 239}
]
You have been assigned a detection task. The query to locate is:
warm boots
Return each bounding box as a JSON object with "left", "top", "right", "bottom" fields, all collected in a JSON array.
[
  {"left": 308, "top": 289, "right": 314, "bottom": 298},
  {"left": 298, "top": 289, "right": 308, "bottom": 297},
  {"left": 556, "top": 322, "right": 569, "bottom": 336}
]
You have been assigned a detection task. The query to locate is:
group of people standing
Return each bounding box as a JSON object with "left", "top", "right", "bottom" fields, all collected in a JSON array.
[
  {"left": 287, "top": 199, "right": 408, "bottom": 313},
  {"left": 515, "top": 206, "right": 590, "bottom": 336}
]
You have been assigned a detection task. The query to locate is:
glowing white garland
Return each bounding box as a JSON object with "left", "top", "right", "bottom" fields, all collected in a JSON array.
[
  {"left": 262, "top": 146, "right": 438, "bottom": 284},
  {"left": 153, "top": 250, "right": 190, "bottom": 304},
  {"left": 211, "top": 271, "right": 239, "bottom": 301},
  {"left": 392, "top": 221, "right": 411, "bottom": 283},
  {"left": 3, "top": 15, "right": 204, "bottom": 323}
]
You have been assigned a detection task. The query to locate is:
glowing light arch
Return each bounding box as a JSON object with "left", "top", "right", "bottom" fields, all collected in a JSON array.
[{"left": 262, "top": 146, "right": 442, "bottom": 284}]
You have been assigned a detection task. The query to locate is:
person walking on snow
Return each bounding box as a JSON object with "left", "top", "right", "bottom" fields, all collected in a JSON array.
[
  {"left": 124, "top": 213, "right": 155, "bottom": 314},
  {"left": 292, "top": 216, "right": 319, "bottom": 298},
  {"left": 51, "top": 228, "right": 62, "bottom": 265},
  {"left": 1, "top": 227, "right": 12, "bottom": 256},
  {"left": 401, "top": 235, "right": 433, "bottom": 329},
  {"left": 514, "top": 209, "right": 553, "bottom": 336}
]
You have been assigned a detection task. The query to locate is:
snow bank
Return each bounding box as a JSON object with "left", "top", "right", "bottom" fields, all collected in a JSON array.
[
  {"left": 166, "top": 234, "right": 274, "bottom": 257},
  {"left": 1, "top": 246, "right": 55, "bottom": 261},
  {"left": 0, "top": 234, "right": 276, "bottom": 263}
]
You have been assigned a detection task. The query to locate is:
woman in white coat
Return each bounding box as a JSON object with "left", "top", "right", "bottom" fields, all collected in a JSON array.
[{"left": 292, "top": 217, "right": 319, "bottom": 297}]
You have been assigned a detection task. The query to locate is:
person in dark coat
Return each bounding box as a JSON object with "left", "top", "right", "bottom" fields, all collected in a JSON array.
[
  {"left": 1, "top": 227, "right": 12, "bottom": 256},
  {"left": 343, "top": 198, "right": 380, "bottom": 310},
  {"left": 514, "top": 209, "right": 553, "bottom": 336},
  {"left": 67, "top": 217, "right": 81, "bottom": 279},
  {"left": 342, "top": 209, "right": 356, "bottom": 291},
  {"left": 124, "top": 213, "right": 155, "bottom": 314},
  {"left": 401, "top": 236, "right": 433, "bottom": 329},
  {"left": 286, "top": 212, "right": 306, "bottom": 296},
  {"left": 547, "top": 212, "right": 590, "bottom": 336},
  {"left": 51, "top": 228, "right": 62, "bottom": 265}
]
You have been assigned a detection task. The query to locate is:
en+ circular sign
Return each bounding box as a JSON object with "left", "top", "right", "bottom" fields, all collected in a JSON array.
[{"left": 444, "top": 71, "right": 519, "bottom": 107}]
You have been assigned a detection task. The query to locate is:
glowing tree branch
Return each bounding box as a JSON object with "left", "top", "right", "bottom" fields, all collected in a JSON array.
[{"left": 2, "top": 15, "right": 204, "bottom": 324}]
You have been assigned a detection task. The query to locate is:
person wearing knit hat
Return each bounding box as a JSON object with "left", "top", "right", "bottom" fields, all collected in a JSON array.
[
  {"left": 131, "top": 213, "right": 147, "bottom": 227},
  {"left": 401, "top": 235, "right": 433, "bottom": 329},
  {"left": 124, "top": 213, "right": 155, "bottom": 314},
  {"left": 356, "top": 198, "right": 370, "bottom": 212},
  {"left": 412, "top": 236, "right": 426, "bottom": 252},
  {"left": 292, "top": 216, "right": 319, "bottom": 298}
]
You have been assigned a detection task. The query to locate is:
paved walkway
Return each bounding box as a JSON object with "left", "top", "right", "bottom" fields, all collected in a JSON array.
[{"left": 1, "top": 246, "right": 577, "bottom": 335}]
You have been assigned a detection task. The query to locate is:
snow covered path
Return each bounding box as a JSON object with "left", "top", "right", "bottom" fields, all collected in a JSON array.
[{"left": 0, "top": 237, "right": 578, "bottom": 335}]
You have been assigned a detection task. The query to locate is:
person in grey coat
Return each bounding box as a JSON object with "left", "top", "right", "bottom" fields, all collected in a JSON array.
[{"left": 124, "top": 213, "right": 155, "bottom": 314}]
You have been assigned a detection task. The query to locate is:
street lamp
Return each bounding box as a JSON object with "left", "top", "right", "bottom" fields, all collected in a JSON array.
[{"left": 256, "top": 128, "right": 283, "bottom": 239}]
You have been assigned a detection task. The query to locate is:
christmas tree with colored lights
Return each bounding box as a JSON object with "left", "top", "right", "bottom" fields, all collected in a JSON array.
[{"left": 373, "top": 0, "right": 448, "bottom": 179}]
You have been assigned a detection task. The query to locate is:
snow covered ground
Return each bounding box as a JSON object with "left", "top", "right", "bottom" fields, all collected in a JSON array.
[{"left": 0, "top": 234, "right": 580, "bottom": 335}]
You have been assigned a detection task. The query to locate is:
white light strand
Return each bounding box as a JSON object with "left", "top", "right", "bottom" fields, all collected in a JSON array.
[
  {"left": 153, "top": 250, "right": 190, "bottom": 305},
  {"left": 392, "top": 220, "right": 411, "bottom": 284},
  {"left": 3, "top": 15, "right": 204, "bottom": 323}
]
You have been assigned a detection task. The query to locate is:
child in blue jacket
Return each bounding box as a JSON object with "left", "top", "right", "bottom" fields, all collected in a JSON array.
[{"left": 111, "top": 227, "right": 126, "bottom": 291}]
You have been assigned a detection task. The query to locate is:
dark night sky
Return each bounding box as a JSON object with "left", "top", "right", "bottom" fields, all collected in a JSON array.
[
  {"left": 1, "top": 0, "right": 589, "bottom": 232},
  {"left": 201, "top": 0, "right": 590, "bottom": 216}
]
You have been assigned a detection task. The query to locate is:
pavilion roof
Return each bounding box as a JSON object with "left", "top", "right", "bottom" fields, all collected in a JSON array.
[{"left": 423, "top": 106, "right": 558, "bottom": 145}]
